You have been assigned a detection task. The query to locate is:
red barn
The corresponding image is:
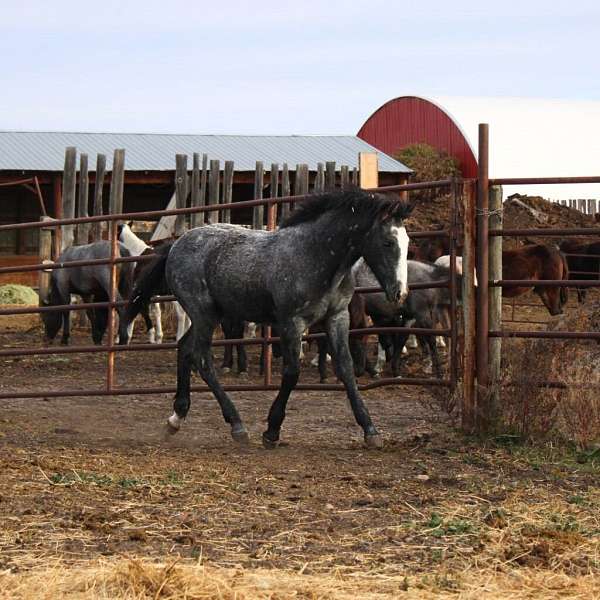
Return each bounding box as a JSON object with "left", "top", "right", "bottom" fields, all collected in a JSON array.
[{"left": 357, "top": 95, "right": 478, "bottom": 179}]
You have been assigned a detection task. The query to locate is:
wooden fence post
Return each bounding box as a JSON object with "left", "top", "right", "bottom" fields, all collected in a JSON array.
[
  {"left": 92, "top": 154, "right": 106, "bottom": 241},
  {"left": 253, "top": 161, "right": 264, "bottom": 229},
  {"left": 359, "top": 152, "right": 378, "bottom": 189},
  {"left": 476, "top": 124, "right": 490, "bottom": 431},
  {"left": 488, "top": 184, "right": 503, "bottom": 416},
  {"left": 175, "top": 154, "right": 188, "bottom": 237},
  {"left": 340, "top": 165, "right": 350, "bottom": 190},
  {"left": 191, "top": 153, "right": 207, "bottom": 228},
  {"left": 38, "top": 217, "right": 54, "bottom": 305},
  {"left": 270, "top": 163, "right": 279, "bottom": 223},
  {"left": 462, "top": 181, "right": 477, "bottom": 433},
  {"left": 208, "top": 159, "right": 220, "bottom": 225},
  {"left": 76, "top": 153, "right": 89, "bottom": 245},
  {"left": 281, "top": 163, "right": 290, "bottom": 219},
  {"left": 61, "top": 147, "right": 77, "bottom": 250},
  {"left": 351, "top": 167, "right": 358, "bottom": 186},
  {"left": 109, "top": 149, "right": 125, "bottom": 236},
  {"left": 315, "top": 163, "right": 325, "bottom": 193},
  {"left": 223, "top": 160, "right": 234, "bottom": 224},
  {"left": 325, "top": 161, "right": 336, "bottom": 191}
]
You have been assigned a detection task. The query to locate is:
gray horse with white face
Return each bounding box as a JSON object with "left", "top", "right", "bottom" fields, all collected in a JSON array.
[{"left": 127, "top": 190, "right": 412, "bottom": 448}]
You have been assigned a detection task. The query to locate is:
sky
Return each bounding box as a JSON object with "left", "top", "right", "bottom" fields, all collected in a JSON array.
[{"left": 1, "top": 1, "right": 599, "bottom": 199}]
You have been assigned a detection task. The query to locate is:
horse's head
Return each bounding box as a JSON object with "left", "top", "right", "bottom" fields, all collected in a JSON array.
[
  {"left": 40, "top": 298, "right": 61, "bottom": 344},
  {"left": 363, "top": 200, "right": 414, "bottom": 305},
  {"left": 117, "top": 221, "right": 134, "bottom": 242}
]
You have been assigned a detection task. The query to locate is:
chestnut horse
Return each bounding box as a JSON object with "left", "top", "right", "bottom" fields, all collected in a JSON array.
[{"left": 502, "top": 244, "right": 569, "bottom": 316}]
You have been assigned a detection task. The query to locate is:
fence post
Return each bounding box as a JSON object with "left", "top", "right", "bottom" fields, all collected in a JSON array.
[
  {"left": 281, "top": 163, "right": 290, "bottom": 219},
  {"left": 488, "top": 184, "right": 503, "bottom": 418},
  {"left": 315, "top": 163, "right": 325, "bottom": 193},
  {"left": 253, "top": 161, "right": 264, "bottom": 229},
  {"left": 76, "top": 153, "right": 90, "bottom": 245},
  {"left": 61, "top": 147, "right": 77, "bottom": 250},
  {"left": 270, "top": 163, "right": 279, "bottom": 223},
  {"left": 476, "top": 123, "right": 490, "bottom": 431},
  {"left": 92, "top": 154, "right": 106, "bottom": 242},
  {"left": 340, "top": 165, "right": 350, "bottom": 190},
  {"left": 462, "top": 181, "right": 477, "bottom": 432},
  {"left": 223, "top": 160, "right": 234, "bottom": 224},
  {"left": 38, "top": 217, "right": 54, "bottom": 305},
  {"left": 109, "top": 150, "right": 125, "bottom": 220},
  {"left": 175, "top": 154, "right": 188, "bottom": 237},
  {"left": 208, "top": 159, "right": 220, "bottom": 225},
  {"left": 359, "top": 152, "right": 378, "bottom": 189},
  {"left": 325, "top": 161, "right": 336, "bottom": 191}
]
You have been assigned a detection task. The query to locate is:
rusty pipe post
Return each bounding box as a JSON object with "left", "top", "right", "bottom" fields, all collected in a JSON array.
[
  {"left": 449, "top": 178, "right": 459, "bottom": 392},
  {"left": 106, "top": 222, "right": 119, "bottom": 391},
  {"left": 263, "top": 202, "right": 278, "bottom": 386},
  {"left": 476, "top": 124, "right": 490, "bottom": 430}
]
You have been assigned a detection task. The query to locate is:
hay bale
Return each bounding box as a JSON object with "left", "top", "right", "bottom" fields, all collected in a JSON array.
[
  {"left": 0, "top": 284, "right": 40, "bottom": 332},
  {"left": 0, "top": 284, "right": 39, "bottom": 305}
]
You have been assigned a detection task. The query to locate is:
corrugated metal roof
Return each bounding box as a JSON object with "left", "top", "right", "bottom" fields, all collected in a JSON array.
[{"left": 0, "top": 131, "right": 411, "bottom": 173}]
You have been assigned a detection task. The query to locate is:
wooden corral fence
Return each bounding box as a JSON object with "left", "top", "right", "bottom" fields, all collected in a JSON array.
[{"left": 0, "top": 150, "right": 462, "bottom": 418}]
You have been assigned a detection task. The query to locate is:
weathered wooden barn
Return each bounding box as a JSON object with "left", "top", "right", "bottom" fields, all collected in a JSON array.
[{"left": 0, "top": 132, "right": 411, "bottom": 284}]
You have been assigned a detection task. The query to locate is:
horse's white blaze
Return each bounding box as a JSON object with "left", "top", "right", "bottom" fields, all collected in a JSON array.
[
  {"left": 391, "top": 225, "right": 410, "bottom": 298},
  {"left": 168, "top": 412, "right": 184, "bottom": 429},
  {"left": 120, "top": 224, "right": 149, "bottom": 256}
]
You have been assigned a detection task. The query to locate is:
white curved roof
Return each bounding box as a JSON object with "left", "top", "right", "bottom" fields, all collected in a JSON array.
[{"left": 431, "top": 96, "right": 600, "bottom": 202}]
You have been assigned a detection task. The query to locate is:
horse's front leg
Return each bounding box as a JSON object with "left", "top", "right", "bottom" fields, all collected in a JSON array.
[
  {"left": 263, "top": 320, "right": 303, "bottom": 448},
  {"left": 165, "top": 327, "right": 194, "bottom": 437},
  {"left": 326, "top": 311, "right": 382, "bottom": 448}
]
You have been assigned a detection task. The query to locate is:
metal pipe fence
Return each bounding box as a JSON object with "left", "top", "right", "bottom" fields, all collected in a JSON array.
[{"left": 0, "top": 175, "right": 460, "bottom": 401}]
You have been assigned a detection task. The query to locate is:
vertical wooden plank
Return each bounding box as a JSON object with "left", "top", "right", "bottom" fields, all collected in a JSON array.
[
  {"left": 76, "top": 153, "right": 90, "bottom": 245},
  {"left": 109, "top": 149, "right": 125, "bottom": 236},
  {"left": 175, "top": 154, "right": 188, "bottom": 237},
  {"left": 462, "top": 181, "right": 477, "bottom": 433},
  {"left": 325, "top": 161, "right": 336, "bottom": 191},
  {"left": 281, "top": 163, "right": 290, "bottom": 219},
  {"left": 190, "top": 152, "right": 201, "bottom": 228},
  {"left": 351, "top": 167, "right": 358, "bottom": 186},
  {"left": 253, "top": 161, "right": 264, "bottom": 229},
  {"left": 315, "top": 163, "right": 325, "bottom": 193},
  {"left": 587, "top": 199, "right": 595, "bottom": 215},
  {"left": 340, "top": 165, "right": 350, "bottom": 190},
  {"left": 577, "top": 199, "right": 585, "bottom": 213},
  {"left": 359, "top": 152, "right": 378, "bottom": 189},
  {"left": 52, "top": 174, "right": 62, "bottom": 257},
  {"left": 488, "top": 185, "right": 503, "bottom": 411},
  {"left": 61, "top": 147, "right": 77, "bottom": 250},
  {"left": 92, "top": 154, "right": 106, "bottom": 242},
  {"left": 208, "top": 159, "right": 220, "bottom": 224},
  {"left": 223, "top": 160, "right": 234, "bottom": 224},
  {"left": 270, "top": 163, "right": 279, "bottom": 224},
  {"left": 38, "top": 217, "right": 53, "bottom": 305},
  {"left": 200, "top": 153, "right": 208, "bottom": 226}
]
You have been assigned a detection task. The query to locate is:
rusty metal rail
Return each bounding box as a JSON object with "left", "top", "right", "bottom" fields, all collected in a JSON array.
[{"left": 0, "top": 176, "right": 460, "bottom": 401}]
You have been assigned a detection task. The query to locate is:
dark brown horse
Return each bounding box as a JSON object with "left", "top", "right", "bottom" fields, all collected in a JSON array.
[
  {"left": 502, "top": 244, "right": 569, "bottom": 315},
  {"left": 558, "top": 240, "right": 600, "bottom": 303}
]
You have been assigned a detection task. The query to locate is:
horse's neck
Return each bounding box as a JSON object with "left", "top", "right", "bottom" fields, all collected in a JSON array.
[
  {"left": 120, "top": 227, "right": 149, "bottom": 256},
  {"left": 296, "top": 213, "right": 365, "bottom": 282}
]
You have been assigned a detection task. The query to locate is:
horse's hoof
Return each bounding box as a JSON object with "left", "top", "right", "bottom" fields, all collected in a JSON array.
[
  {"left": 231, "top": 427, "right": 250, "bottom": 445},
  {"left": 238, "top": 371, "right": 248, "bottom": 379},
  {"left": 262, "top": 433, "right": 279, "bottom": 449},
  {"left": 365, "top": 433, "right": 384, "bottom": 449},
  {"left": 162, "top": 422, "right": 179, "bottom": 439},
  {"left": 222, "top": 367, "right": 231, "bottom": 374}
]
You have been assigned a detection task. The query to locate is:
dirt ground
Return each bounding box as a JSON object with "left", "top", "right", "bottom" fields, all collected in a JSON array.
[{"left": 1, "top": 320, "right": 599, "bottom": 598}]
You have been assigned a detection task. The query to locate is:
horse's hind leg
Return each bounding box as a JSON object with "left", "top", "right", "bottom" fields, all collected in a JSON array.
[
  {"left": 263, "top": 320, "right": 303, "bottom": 448},
  {"left": 191, "top": 318, "right": 249, "bottom": 444}
]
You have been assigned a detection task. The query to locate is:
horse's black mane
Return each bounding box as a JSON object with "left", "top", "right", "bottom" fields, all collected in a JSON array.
[{"left": 280, "top": 188, "right": 412, "bottom": 229}]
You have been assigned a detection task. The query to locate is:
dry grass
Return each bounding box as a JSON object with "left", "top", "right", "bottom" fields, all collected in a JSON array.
[
  {"left": 2, "top": 557, "right": 600, "bottom": 599},
  {"left": 500, "top": 300, "right": 600, "bottom": 448}
]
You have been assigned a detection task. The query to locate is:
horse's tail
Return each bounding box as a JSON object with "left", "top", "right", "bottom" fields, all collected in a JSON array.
[
  {"left": 125, "top": 242, "right": 174, "bottom": 326},
  {"left": 559, "top": 250, "right": 569, "bottom": 306}
]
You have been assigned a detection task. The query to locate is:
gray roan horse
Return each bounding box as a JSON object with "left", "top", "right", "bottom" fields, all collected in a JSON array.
[
  {"left": 127, "top": 190, "right": 412, "bottom": 448},
  {"left": 41, "top": 241, "right": 134, "bottom": 346},
  {"left": 353, "top": 259, "right": 450, "bottom": 378}
]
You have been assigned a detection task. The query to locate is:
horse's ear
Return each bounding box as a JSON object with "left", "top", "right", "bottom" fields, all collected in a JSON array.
[{"left": 389, "top": 200, "right": 415, "bottom": 221}]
